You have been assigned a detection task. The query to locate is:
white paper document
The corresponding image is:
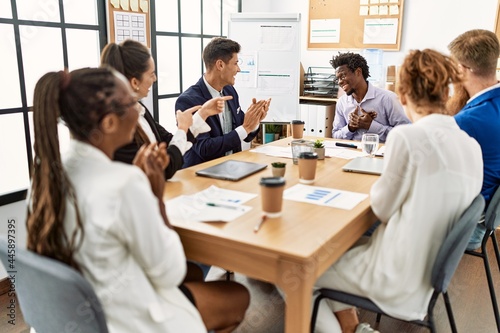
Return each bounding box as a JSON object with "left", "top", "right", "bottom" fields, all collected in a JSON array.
[
  {"left": 310, "top": 19, "right": 341, "bottom": 44},
  {"left": 363, "top": 18, "right": 398, "bottom": 44},
  {"left": 283, "top": 184, "right": 368, "bottom": 210},
  {"left": 166, "top": 185, "right": 256, "bottom": 222},
  {"left": 250, "top": 143, "right": 369, "bottom": 160},
  {"left": 250, "top": 145, "right": 293, "bottom": 158}
]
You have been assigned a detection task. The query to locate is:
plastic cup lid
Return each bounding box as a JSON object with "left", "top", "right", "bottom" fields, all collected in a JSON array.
[
  {"left": 298, "top": 152, "right": 318, "bottom": 159},
  {"left": 260, "top": 177, "right": 286, "bottom": 187}
]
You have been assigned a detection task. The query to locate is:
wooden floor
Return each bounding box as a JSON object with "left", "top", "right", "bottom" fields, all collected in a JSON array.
[
  {"left": 0, "top": 278, "right": 30, "bottom": 333},
  {"left": 359, "top": 232, "right": 500, "bottom": 333},
  {"left": 2, "top": 232, "right": 500, "bottom": 333}
]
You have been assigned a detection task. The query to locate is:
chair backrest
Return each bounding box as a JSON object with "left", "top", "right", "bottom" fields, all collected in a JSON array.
[
  {"left": 485, "top": 186, "right": 500, "bottom": 230},
  {"left": 0, "top": 236, "right": 108, "bottom": 333},
  {"left": 431, "top": 194, "right": 485, "bottom": 293}
]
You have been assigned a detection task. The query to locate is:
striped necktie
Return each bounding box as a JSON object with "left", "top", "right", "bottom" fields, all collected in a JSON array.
[
  {"left": 220, "top": 92, "right": 233, "bottom": 155},
  {"left": 221, "top": 92, "right": 232, "bottom": 134}
]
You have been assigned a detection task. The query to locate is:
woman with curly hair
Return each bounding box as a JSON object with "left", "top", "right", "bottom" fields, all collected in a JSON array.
[{"left": 313, "top": 49, "right": 483, "bottom": 333}]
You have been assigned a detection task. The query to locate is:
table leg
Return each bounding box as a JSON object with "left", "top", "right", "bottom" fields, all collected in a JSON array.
[{"left": 277, "top": 260, "right": 316, "bottom": 333}]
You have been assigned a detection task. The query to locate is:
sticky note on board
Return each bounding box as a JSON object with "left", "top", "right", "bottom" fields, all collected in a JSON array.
[
  {"left": 389, "top": 5, "right": 399, "bottom": 15},
  {"left": 120, "top": 0, "right": 129, "bottom": 10},
  {"left": 379, "top": 5, "right": 389, "bottom": 15},
  {"left": 130, "top": 0, "right": 139, "bottom": 11},
  {"left": 369, "top": 5, "right": 379, "bottom": 15},
  {"left": 111, "top": 0, "right": 120, "bottom": 8},
  {"left": 360, "top": 6, "right": 369, "bottom": 15},
  {"left": 140, "top": 0, "right": 149, "bottom": 12}
]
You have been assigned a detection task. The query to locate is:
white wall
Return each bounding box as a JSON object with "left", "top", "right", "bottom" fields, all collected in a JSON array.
[
  {"left": 242, "top": 1, "right": 271, "bottom": 12},
  {"left": 243, "top": 0, "right": 498, "bottom": 77}
]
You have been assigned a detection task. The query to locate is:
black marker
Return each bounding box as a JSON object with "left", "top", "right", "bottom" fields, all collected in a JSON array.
[{"left": 335, "top": 142, "right": 358, "bottom": 149}]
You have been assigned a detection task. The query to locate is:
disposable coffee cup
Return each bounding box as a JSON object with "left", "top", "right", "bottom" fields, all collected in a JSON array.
[
  {"left": 291, "top": 120, "right": 305, "bottom": 139},
  {"left": 291, "top": 139, "right": 314, "bottom": 165},
  {"left": 298, "top": 152, "right": 318, "bottom": 184},
  {"left": 260, "top": 177, "right": 286, "bottom": 218}
]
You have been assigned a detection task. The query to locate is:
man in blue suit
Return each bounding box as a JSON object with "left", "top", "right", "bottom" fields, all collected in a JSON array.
[
  {"left": 448, "top": 29, "right": 500, "bottom": 250},
  {"left": 176, "top": 37, "right": 270, "bottom": 168}
]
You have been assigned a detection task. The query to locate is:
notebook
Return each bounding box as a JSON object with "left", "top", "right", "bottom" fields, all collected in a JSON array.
[
  {"left": 195, "top": 160, "right": 267, "bottom": 181},
  {"left": 342, "top": 157, "right": 384, "bottom": 175}
]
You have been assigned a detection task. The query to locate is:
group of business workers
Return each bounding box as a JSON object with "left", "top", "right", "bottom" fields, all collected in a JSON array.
[{"left": 24, "top": 27, "right": 499, "bottom": 333}]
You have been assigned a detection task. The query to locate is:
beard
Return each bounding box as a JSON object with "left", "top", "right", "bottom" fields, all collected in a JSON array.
[
  {"left": 446, "top": 83, "right": 470, "bottom": 115},
  {"left": 345, "top": 87, "right": 355, "bottom": 96}
]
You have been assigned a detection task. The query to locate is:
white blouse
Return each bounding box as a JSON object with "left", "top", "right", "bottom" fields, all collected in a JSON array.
[
  {"left": 61, "top": 140, "right": 205, "bottom": 333},
  {"left": 316, "top": 114, "right": 483, "bottom": 322}
]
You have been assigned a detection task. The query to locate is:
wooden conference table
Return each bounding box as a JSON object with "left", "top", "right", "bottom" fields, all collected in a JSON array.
[{"left": 164, "top": 137, "right": 380, "bottom": 333}]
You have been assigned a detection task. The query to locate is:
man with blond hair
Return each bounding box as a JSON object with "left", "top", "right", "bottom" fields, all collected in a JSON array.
[{"left": 448, "top": 29, "right": 500, "bottom": 250}]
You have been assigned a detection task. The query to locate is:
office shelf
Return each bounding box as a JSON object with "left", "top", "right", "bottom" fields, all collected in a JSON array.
[{"left": 303, "top": 67, "right": 339, "bottom": 98}]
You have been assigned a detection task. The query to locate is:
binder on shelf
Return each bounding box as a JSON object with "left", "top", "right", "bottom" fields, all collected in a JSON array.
[
  {"left": 307, "top": 104, "right": 317, "bottom": 137},
  {"left": 300, "top": 103, "right": 309, "bottom": 134},
  {"left": 316, "top": 106, "right": 326, "bottom": 137},
  {"left": 316, "top": 104, "right": 335, "bottom": 138}
]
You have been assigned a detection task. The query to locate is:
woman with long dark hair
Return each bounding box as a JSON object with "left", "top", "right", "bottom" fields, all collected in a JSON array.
[
  {"left": 101, "top": 39, "right": 231, "bottom": 179},
  {"left": 27, "top": 67, "right": 249, "bottom": 333}
]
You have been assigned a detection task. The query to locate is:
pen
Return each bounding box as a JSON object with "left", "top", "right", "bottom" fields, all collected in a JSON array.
[
  {"left": 206, "top": 202, "right": 242, "bottom": 210},
  {"left": 335, "top": 142, "right": 358, "bottom": 149},
  {"left": 253, "top": 215, "right": 267, "bottom": 233}
]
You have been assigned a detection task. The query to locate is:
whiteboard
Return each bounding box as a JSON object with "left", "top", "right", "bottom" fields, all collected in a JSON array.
[{"left": 229, "top": 13, "right": 301, "bottom": 122}]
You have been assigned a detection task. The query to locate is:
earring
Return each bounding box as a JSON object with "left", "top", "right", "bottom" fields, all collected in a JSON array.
[{"left": 135, "top": 87, "right": 140, "bottom": 91}]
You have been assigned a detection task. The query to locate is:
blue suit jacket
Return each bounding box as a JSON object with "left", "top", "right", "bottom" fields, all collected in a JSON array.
[
  {"left": 455, "top": 86, "right": 500, "bottom": 205},
  {"left": 175, "top": 77, "right": 259, "bottom": 168}
]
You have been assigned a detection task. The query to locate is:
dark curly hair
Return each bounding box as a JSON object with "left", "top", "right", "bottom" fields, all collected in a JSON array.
[{"left": 330, "top": 52, "right": 370, "bottom": 80}]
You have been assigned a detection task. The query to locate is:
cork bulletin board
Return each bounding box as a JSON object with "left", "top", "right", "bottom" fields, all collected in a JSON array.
[
  {"left": 107, "top": 0, "right": 150, "bottom": 47},
  {"left": 308, "top": 0, "right": 404, "bottom": 50}
]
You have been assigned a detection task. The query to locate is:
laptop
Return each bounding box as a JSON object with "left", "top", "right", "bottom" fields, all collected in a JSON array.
[
  {"left": 342, "top": 157, "right": 384, "bottom": 175},
  {"left": 195, "top": 160, "right": 267, "bottom": 181}
]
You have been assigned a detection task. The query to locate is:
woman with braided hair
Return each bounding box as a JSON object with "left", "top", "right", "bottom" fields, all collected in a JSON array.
[{"left": 27, "top": 67, "right": 249, "bottom": 333}]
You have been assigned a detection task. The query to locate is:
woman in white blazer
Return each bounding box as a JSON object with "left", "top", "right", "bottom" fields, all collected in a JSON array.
[
  {"left": 314, "top": 49, "right": 484, "bottom": 333},
  {"left": 26, "top": 67, "right": 249, "bottom": 333}
]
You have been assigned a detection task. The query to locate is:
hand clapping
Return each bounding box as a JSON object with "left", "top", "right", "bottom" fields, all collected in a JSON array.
[
  {"left": 133, "top": 143, "right": 168, "bottom": 199},
  {"left": 242, "top": 98, "right": 272, "bottom": 133}
]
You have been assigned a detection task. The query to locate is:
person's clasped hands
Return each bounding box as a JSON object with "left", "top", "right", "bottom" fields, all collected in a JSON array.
[
  {"left": 133, "top": 143, "right": 168, "bottom": 199},
  {"left": 242, "top": 97, "right": 272, "bottom": 134},
  {"left": 348, "top": 106, "right": 377, "bottom": 132}
]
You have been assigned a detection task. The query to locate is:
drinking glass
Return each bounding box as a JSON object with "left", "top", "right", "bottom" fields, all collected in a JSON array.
[{"left": 361, "top": 133, "right": 379, "bottom": 158}]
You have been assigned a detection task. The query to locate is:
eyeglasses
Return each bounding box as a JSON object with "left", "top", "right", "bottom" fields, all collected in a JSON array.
[{"left": 334, "top": 71, "right": 351, "bottom": 83}]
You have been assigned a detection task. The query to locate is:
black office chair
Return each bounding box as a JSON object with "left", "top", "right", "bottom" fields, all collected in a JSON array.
[
  {"left": 0, "top": 236, "right": 108, "bottom": 333},
  {"left": 310, "top": 194, "right": 485, "bottom": 333},
  {"left": 465, "top": 187, "right": 500, "bottom": 331}
]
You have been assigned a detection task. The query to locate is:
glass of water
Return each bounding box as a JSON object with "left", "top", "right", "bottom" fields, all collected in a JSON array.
[{"left": 361, "top": 133, "right": 379, "bottom": 158}]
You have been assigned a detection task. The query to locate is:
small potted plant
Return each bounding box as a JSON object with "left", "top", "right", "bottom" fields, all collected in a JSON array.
[
  {"left": 264, "top": 124, "right": 282, "bottom": 143},
  {"left": 313, "top": 139, "right": 325, "bottom": 160},
  {"left": 271, "top": 161, "right": 286, "bottom": 177}
]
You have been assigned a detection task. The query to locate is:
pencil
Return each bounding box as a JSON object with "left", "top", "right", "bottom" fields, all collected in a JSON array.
[{"left": 254, "top": 215, "right": 267, "bottom": 233}]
